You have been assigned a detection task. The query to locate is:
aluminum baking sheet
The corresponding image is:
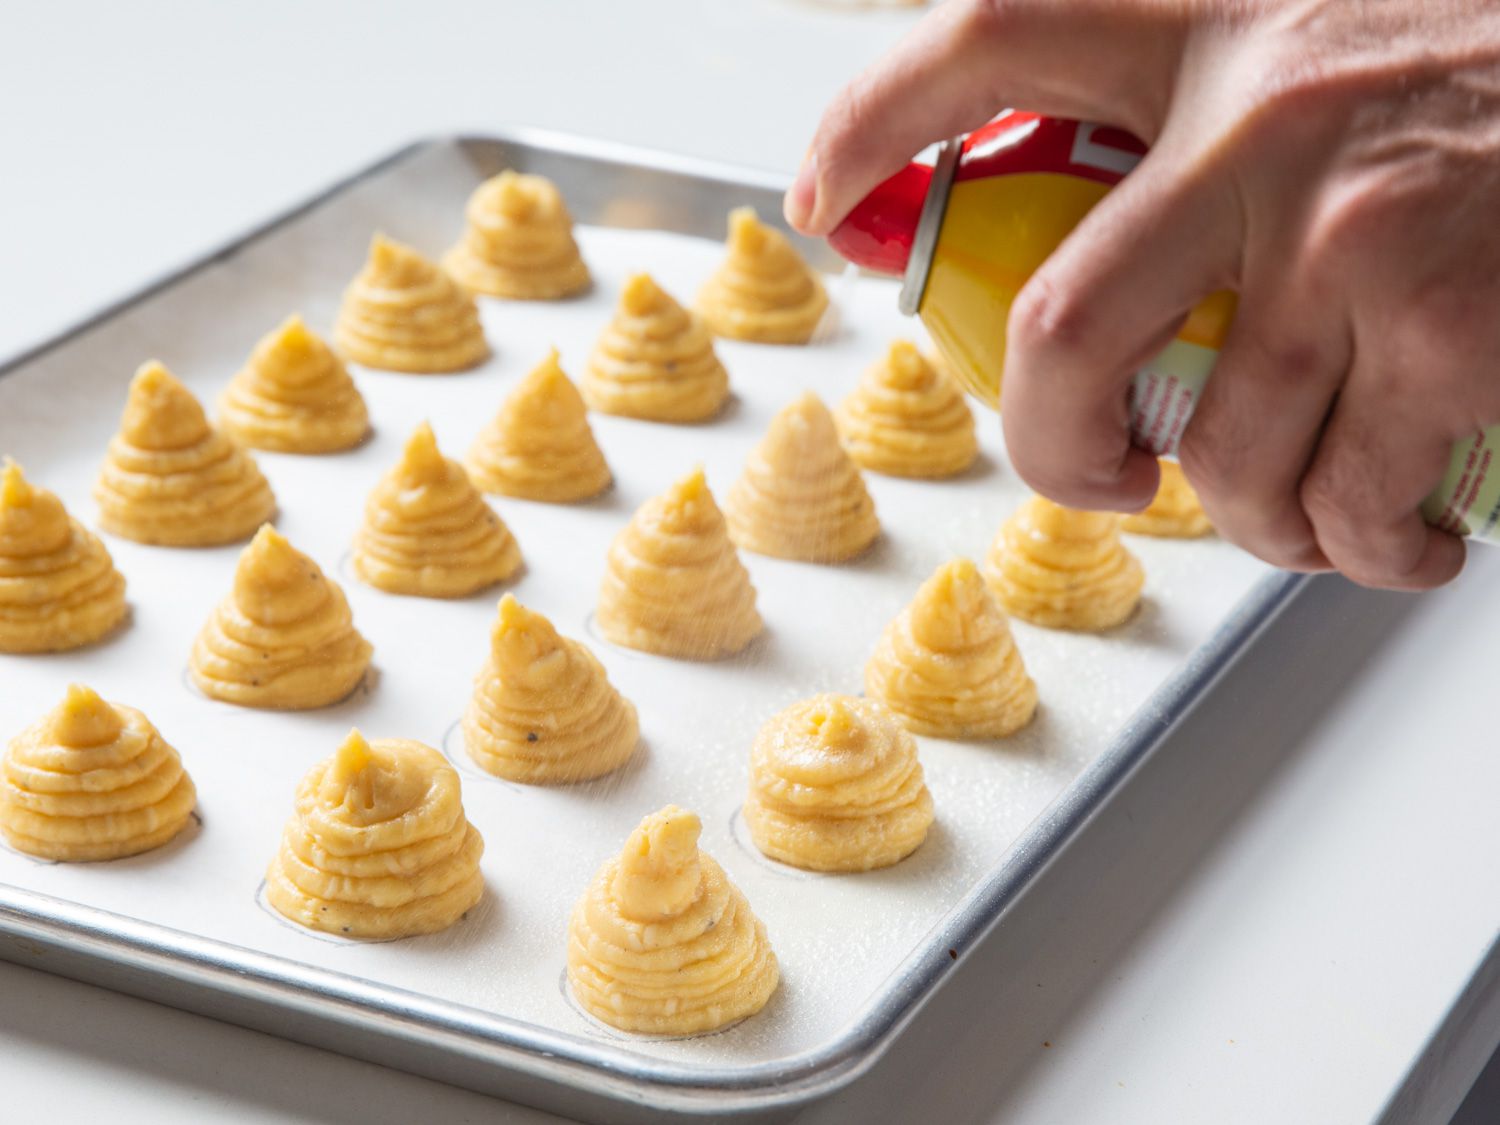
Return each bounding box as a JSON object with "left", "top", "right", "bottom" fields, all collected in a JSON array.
[{"left": 0, "top": 132, "right": 1305, "bottom": 1122}]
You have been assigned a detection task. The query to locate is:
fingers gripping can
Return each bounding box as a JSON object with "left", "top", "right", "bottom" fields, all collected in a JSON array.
[{"left": 829, "top": 110, "right": 1500, "bottom": 541}]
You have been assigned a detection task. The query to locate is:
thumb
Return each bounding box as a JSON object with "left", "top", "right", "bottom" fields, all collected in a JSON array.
[{"left": 787, "top": 0, "right": 1188, "bottom": 236}]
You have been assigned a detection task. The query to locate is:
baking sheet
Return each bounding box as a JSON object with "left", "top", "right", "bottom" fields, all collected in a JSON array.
[{"left": 0, "top": 137, "right": 1278, "bottom": 1095}]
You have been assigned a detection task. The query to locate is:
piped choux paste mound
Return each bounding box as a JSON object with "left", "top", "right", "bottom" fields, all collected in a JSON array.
[
  {"left": 191, "top": 525, "right": 372, "bottom": 710},
  {"left": 865, "top": 559, "right": 1037, "bottom": 739},
  {"left": 583, "top": 273, "right": 729, "bottom": 422},
  {"left": 0, "top": 460, "right": 127, "bottom": 654},
  {"left": 567, "top": 805, "right": 778, "bottom": 1035},
  {"left": 744, "top": 695, "right": 934, "bottom": 872},
  {"left": 984, "top": 496, "right": 1144, "bottom": 631},
  {"left": 835, "top": 340, "right": 978, "bottom": 479},
  {"left": 265, "top": 731, "right": 485, "bottom": 939},
  {"left": 354, "top": 422, "right": 521, "bottom": 598},
  {"left": 465, "top": 349, "right": 611, "bottom": 502},
  {"left": 334, "top": 234, "right": 489, "bottom": 373},
  {"left": 463, "top": 595, "right": 638, "bottom": 784},
  {"left": 95, "top": 362, "right": 276, "bottom": 546},
  {"left": 695, "top": 207, "right": 829, "bottom": 345},
  {"left": 1, "top": 684, "right": 196, "bottom": 862},
  {"left": 598, "top": 467, "right": 762, "bottom": 660},
  {"left": 218, "top": 315, "right": 369, "bottom": 453},
  {"left": 442, "top": 171, "right": 591, "bottom": 300},
  {"left": 725, "top": 391, "right": 879, "bottom": 563},
  {"left": 1122, "top": 461, "right": 1213, "bottom": 538}
]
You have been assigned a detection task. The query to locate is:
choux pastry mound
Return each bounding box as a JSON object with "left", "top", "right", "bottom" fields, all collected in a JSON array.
[
  {"left": 1, "top": 684, "right": 196, "bottom": 862},
  {"left": 334, "top": 234, "right": 489, "bottom": 373},
  {"left": 442, "top": 171, "right": 591, "bottom": 300},
  {"left": 744, "top": 694, "right": 934, "bottom": 873},
  {"left": 1122, "top": 461, "right": 1213, "bottom": 538},
  {"left": 463, "top": 595, "right": 638, "bottom": 785},
  {"left": 354, "top": 422, "right": 522, "bottom": 598},
  {"left": 0, "top": 460, "right": 127, "bottom": 653},
  {"left": 94, "top": 362, "right": 276, "bottom": 547},
  {"left": 984, "top": 496, "right": 1144, "bottom": 631},
  {"left": 865, "top": 559, "right": 1037, "bottom": 739},
  {"left": 583, "top": 273, "right": 729, "bottom": 423},
  {"left": 265, "top": 730, "right": 485, "bottom": 939},
  {"left": 465, "top": 349, "right": 611, "bottom": 503},
  {"left": 218, "top": 315, "right": 369, "bottom": 453},
  {"left": 567, "top": 805, "right": 778, "bottom": 1035},
  {"left": 835, "top": 340, "right": 977, "bottom": 479},
  {"left": 725, "top": 391, "right": 879, "bottom": 563},
  {"left": 191, "top": 525, "right": 372, "bottom": 710},
  {"left": 598, "top": 467, "right": 762, "bottom": 660},
  {"left": 695, "top": 207, "right": 828, "bottom": 345}
]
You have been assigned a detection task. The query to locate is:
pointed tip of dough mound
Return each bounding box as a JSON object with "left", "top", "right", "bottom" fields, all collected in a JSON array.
[
  {"left": 397, "top": 421, "right": 447, "bottom": 483},
  {"left": 0, "top": 458, "right": 33, "bottom": 508},
  {"left": 728, "top": 206, "right": 769, "bottom": 255},
  {"left": 51, "top": 683, "right": 123, "bottom": 747},
  {"left": 620, "top": 272, "right": 671, "bottom": 317},
  {"left": 331, "top": 728, "right": 374, "bottom": 781}
]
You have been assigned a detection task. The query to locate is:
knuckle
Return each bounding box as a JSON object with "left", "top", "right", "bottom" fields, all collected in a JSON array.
[{"left": 1009, "top": 273, "right": 1102, "bottom": 363}]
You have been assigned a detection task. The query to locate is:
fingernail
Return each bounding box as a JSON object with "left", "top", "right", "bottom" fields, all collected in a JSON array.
[{"left": 784, "top": 152, "right": 818, "bottom": 232}]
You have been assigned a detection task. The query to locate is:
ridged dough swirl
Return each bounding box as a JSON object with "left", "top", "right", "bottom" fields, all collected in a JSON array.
[
  {"left": 463, "top": 594, "right": 638, "bottom": 784},
  {"left": 744, "top": 695, "right": 933, "bottom": 872},
  {"left": 218, "top": 315, "right": 369, "bottom": 453},
  {"left": 334, "top": 234, "right": 489, "bottom": 373},
  {"left": 984, "top": 496, "right": 1144, "bottom": 631},
  {"left": 834, "top": 339, "right": 977, "bottom": 478},
  {"left": 725, "top": 391, "right": 879, "bottom": 563},
  {"left": 597, "top": 467, "right": 762, "bottom": 660},
  {"left": 865, "top": 559, "right": 1037, "bottom": 739},
  {"left": 442, "top": 171, "right": 591, "bottom": 300},
  {"left": 0, "top": 460, "right": 127, "bottom": 653},
  {"left": 190, "top": 525, "right": 372, "bottom": 709},
  {"left": 465, "top": 349, "right": 611, "bottom": 502},
  {"left": 695, "top": 207, "right": 828, "bottom": 344},
  {"left": 1, "top": 684, "right": 196, "bottom": 861},
  {"left": 95, "top": 361, "right": 276, "bottom": 546},
  {"left": 354, "top": 422, "right": 522, "bottom": 597},
  {"left": 583, "top": 274, "right": 729, "bottom": 422},
  {"left": 1121, "top": 461, "right": 1213, "bottom": 538},
  {"left": 567, "top": 805, "right": 778, "bottom": 1035},
  {"left": 265, "top": 731, "right": 485, "bottom": 939}
]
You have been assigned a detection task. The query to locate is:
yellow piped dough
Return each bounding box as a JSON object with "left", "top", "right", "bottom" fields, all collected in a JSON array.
[
  {"left": 354, "top": 422, "right": 522, "bottom": 598},
  {"left": 0, "top": 460, "right": 127, "bottom": 653},
  {"left": 695, "top": 207, "right": 828, "bottom": 344},
  {"left": 334, "top": 234, "right": 489, "bottom": 373},
  {"left": 265, "top": 731, "right": 485, "bottom": 939},
  {"left": 598, "top": 467, "right": 762, "bottom": 660},
  {"left": 1, "top": 685, "right": 196, "bottom": 862},
  {"left": 219, "top": 315, "right": 369, "bottom": 453},
  {"left": 95, "top": 362, "right": 276, "bottom": 546},
  {"left": 567, "top": 806, "right": 778, "bottom": 1035},
  {"left": 865, "top": 559, "right": 1037, "bottom": 739},
  {"left": 463, "top": 595, "right": 638, "bottom": 784},
  {"left": 465, "top": 349, "right": 611, "bottom": 502},
  {"left": 1122, "top": 461, "right": 1213, "bottom": 538},
  {"left": 835, "top": 340, "right": 977, "bottom": 478},
  {"left": 583, "top": 274, "right": 729, "bottom": 422},
  {"left": 442, "top": 171, "right": 591, "bottom": 300},
  {"left": 725, "top": 391, "right": 879, "bottom": 563},
  {"left": 984, "top": 496, "right": 1144, "bottom": 631},
  {"left": 191, "top": 525, "right": 372, "bottom": 709},
  {"left": 745, "top": 695, "right": 934, "bottom": 872}
]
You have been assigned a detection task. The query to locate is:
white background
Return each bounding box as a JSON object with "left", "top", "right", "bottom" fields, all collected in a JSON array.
[{"left": 3, "top": 3, "right": 1499, "bottom": 1122}]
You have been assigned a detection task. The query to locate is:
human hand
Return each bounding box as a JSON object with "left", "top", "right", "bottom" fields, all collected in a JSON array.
[{"left": 787, "top": 0, "right": 1500, "bottom": 589}]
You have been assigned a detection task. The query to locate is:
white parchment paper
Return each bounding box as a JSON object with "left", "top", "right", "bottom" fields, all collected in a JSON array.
[{"left": 0, "top": 142, "right": 1272, "bottom": 1069}]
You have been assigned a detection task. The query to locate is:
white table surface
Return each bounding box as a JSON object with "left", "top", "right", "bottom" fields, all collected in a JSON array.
[{"left": 3, "top": 3, "right": 1498, "bottom": 1123}]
